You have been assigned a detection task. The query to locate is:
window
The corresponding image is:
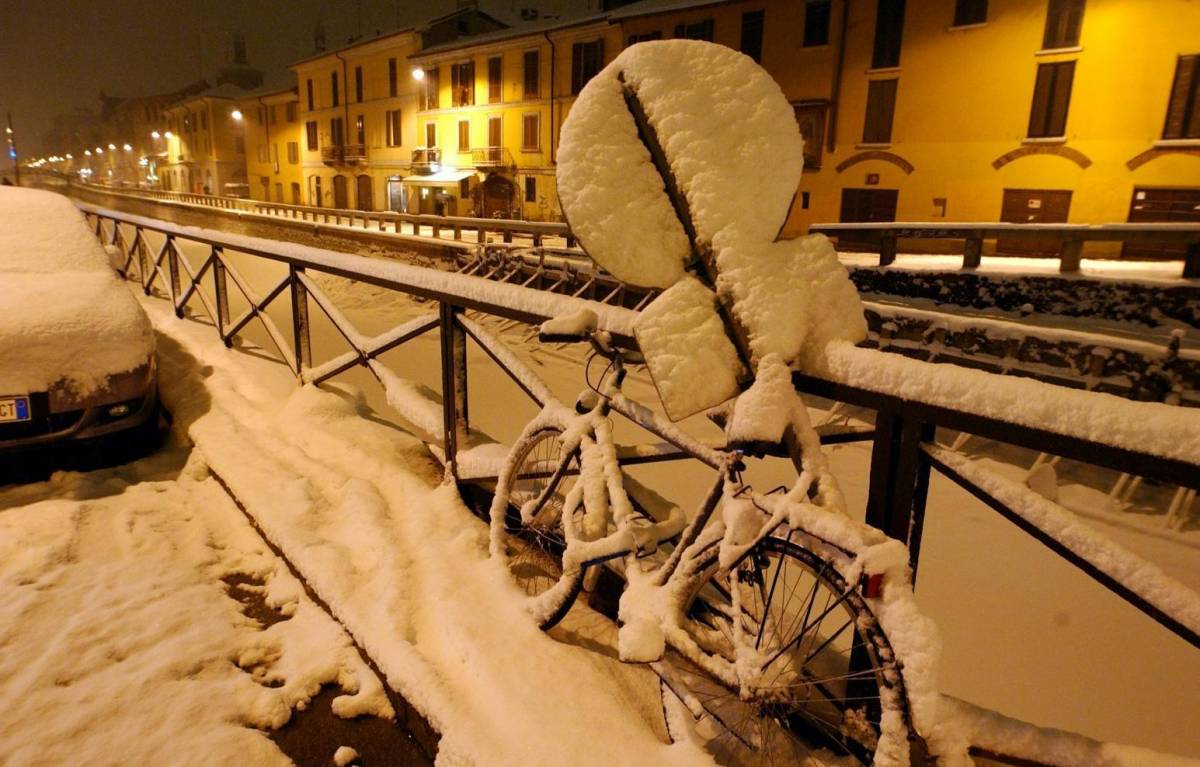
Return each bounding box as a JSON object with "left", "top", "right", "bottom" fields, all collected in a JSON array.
[
  {"left": 199, "top": 110, "right": 207, "bottom": 130},
  {"left": 523, "top": 50, "right": 540, "bottom": 98},
  {"left": 331, "top": 71, "right": 339, "bottom": 107},
  {"left": 421, "top": 68, "right": 440, "bottom": 110},
  {"left": 257, "top": 143, "right": 268, "bottom": 163},
  {"left": 287, "top": 141, "right": 299, "bottom": 164},
  {"left": 1028, "top": 61, "right": 1074, "bottom": 138},
  {"left": 871, "top": 0, "right": 905, "bottom": 69},
  {"left": 804, "top": 1, "right": 832, "bottom": 47},
  {"left": 425, "top": 122, "right": 437, "bottom": 148},
  {"left": 674, "top": 20, "right": 715, "bottom": 41},
  {"left": 863, "top": 78, "right": 898, "bottom": 143},
  {"left": 306, "top": 79, "right": 314, "bottom": 110},
  {"left": 488, "top": 56, "right": 503, "bottom": 103},
  {"left": 793, "top": 102, "right": 828, "bottom": 169},
  {"left": 627, "top": 32, "right": 663, "bottom": 46},
  {"left": 459, "top": 178, "right": 471, "bottom": 198},
  {"left": 1042, "top": 0, "right": 1085, "bottom": 50},
  {"left": 355, "top": 65, "right": 363, "bottom": 102},
  {"left": 306, "top": 121, "right": 319, "bottom": 150},
  {"left": 524, "top": 176, "right": 536, "bottom": 203},
  {"left": 270, "top": 105, "right": 278, "bottom": 125},
  {"left": 571, "top": 40, "right": 605, "bottom": 94},
  {"left": 488, "top": 116, "right": 502, "bottom": 147},
  {"left": 740, "top": 11, "right": 765, "bottom": 63},
  {"left": 388, "top": 58, "right": 398, "bottom": 97},
  {"left": 451, "top": 61, "right": 475, "bottom": 106},
  {"left": 522, "top": 113, "right": 540, "bottom": 151},
  {"left": 1163, "top": 54, "right": 1199, "bottom": 139},
  {"left": 257, "top": 106, "right": 268, "bottom": 125},
  {"left": 953, "top": 0, "right": 987, "bottom": 26},
  {"left": 331, "top": 116, "right": 345, "bottom": 146},
  {"left": 355, "top": 114, "right": 365, "bottom": 145},
  {"left": 386, "top": 110, "right": 402, "bottom": 146},
  {"left": 286, "top": 102, "right": 297, "bottom": 122},
  {"left": 458, "top": 120, "right": 470, "bottom": 151}
]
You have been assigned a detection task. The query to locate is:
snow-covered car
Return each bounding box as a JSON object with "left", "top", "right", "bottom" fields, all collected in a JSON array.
[{"left": 0, "top": 187, "right": 159, "bottom": 458}]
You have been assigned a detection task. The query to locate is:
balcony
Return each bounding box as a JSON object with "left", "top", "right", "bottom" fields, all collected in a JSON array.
[
  {"left": 320, "top": 144, "right": 367, "bottom": 166},
  {"left": 411, "top": 147, "right": 442, "bottom": 174},
  {"left": 472, "top": 146, "right": 513, "bottom": 170}
]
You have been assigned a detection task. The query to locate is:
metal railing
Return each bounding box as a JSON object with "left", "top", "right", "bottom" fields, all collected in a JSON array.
[
  {"left": 411, "top": 147, "right": 441, "bottom": 173},
  {"left": 810, "top": 221, "right": 1200, "bottom": 278},
  {"left": 471, "top": 146, "right": 513, "bottom": 169},
  {"left": 84, "top": 202, "right": 1199, "bottom": 763}
]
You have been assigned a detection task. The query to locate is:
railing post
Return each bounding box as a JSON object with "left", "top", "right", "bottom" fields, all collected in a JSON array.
[
  {"left": 136, "top": 227, "right": 148, "bottom": 286},
  {"left": 962, "top": 234, "right": 982, "bottom": 269},
  {"left": 1059, "top": 236, "right": 1083, "bottom": 273},
  {"left": 166, "top": 236, "right": 183, "bottom": 317},
  {"left": 439, "top": 302, "right": 469, "bottom": 479},
  {"left": 865, "top": 409, "right": 934, "bottom": 574},
  {"left": 212, "top": 247, "right": 231, "bottom": 346},
  {"left": 1184, "top": 242, "right": 1200, "bottom": 279},
  {"left": 878, "top": 230, "right": 897, "bottom": 266},
  {"left": 289, "top": 265, "right": 312, "bottom": 376}
]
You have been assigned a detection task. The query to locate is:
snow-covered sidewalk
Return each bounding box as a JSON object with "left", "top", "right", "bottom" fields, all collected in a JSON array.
[
  {"left": 135, "top": 299, "right": 714, "bottom": 766},
  {"left": 0, "top": 425, "right": 393, "bottom": 765}
]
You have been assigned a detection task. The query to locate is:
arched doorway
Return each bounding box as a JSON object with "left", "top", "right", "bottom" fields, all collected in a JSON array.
[
  {"left": 356, "top": 174, "right": 373, "bottom": 211},
  {"left": 479, "top": 174, "right": 516, "bottom": 218},
  {"left": 332, "top": 175, "right": 349, "bottom": 209}
]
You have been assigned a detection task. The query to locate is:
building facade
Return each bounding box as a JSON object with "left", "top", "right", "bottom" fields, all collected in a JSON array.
[
  {"left": 160, "top": 88, "right": 250, "bottom": 195},
  {"left": 241, "top": 87, "right": 305, "bottom": 204}
]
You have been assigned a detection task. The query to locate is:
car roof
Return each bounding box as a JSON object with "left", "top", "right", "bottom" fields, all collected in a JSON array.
[{"left": 0, "top": 187, "right": 115, "bottom": 274}]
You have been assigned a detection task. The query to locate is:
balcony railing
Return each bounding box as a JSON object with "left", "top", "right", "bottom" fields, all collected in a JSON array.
[
  {"left": 411, "top": 147, "right": 442, "bottom": 174},
  {"left": 321, "top": 144, "right": 367, "bottom": 166},
  {"left": 472, "top": 147, "right": 513, "bottom": 169}
]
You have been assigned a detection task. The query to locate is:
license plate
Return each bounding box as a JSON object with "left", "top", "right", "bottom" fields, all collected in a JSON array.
[{"left": 0, "top": 396, "right": 31, "bottom": 423}]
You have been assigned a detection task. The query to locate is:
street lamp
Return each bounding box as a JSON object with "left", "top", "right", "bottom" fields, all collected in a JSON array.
[
  {"left": 411, "top": 67, "right": 425, "bottom": 81},
  {"left": 164, "top": 131, "right": 173, "bottom": 139},
  {"left": 107, "top": 143, "right": 116, "bottom": 150},
  {"left": 151, "top": 130, "right": 161, "bottom": 139},
  {"left": 123, "top": 143, "right": 132, "bottom": 151},
  {"left": 231, "top": 109, "right": 243, "bottom": 121}
]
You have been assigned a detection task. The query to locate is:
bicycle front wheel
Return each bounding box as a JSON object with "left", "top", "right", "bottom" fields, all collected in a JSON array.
[
  {"left": 497, "top": 425, "right": 585, "bottom": 630},
  {"left": 677, "top": 534, "right": 918, "bottom": 765}
]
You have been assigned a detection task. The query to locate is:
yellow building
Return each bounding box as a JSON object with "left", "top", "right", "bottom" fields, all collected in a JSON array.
[
  {"left": 617, "top": 0, "right": 1200, "bottom": 254},
  {"left": 160, "top": 85, "right": 251, "bottom": 196},
  {"left": 406, "top": 15, "right": 624, "bottom": 219},
  {"left": 240, "top": 86, "right": 304, "bottom": 204}
]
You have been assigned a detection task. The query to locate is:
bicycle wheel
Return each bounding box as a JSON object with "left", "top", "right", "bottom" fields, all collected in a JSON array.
[
  {"left": 498, "top": 425, "right": 585, "bottom": 630},
  {"left": 677, "top": 534, "right": 917, "bottom": 765}
]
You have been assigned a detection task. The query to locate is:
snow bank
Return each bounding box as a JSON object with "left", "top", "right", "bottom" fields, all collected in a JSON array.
[{"left": 0, "top": 188, "right": 153, "bottom": 396}]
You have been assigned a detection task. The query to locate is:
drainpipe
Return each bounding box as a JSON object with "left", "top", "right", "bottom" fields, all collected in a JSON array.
[
  {"left": 827, "top": 0, "right": 850, "bottom": 153},
  {"left": 544, "top": 32, "right": 557, "bottom": 165}
]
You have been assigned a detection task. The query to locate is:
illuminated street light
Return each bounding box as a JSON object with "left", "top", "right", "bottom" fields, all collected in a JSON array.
[
  {"left": 151, "top": 130, "right": 161, "bottom": 139},
  {"left": 108, "top": 143, "right": 116, "bottom": 150},
  {"left": 411, "top": 67, "right": 425, "bottom": 81},
  {"left": 231, "top": 109, "right": 243, "bottom": 120},
  {"left": 84, "top": 150, "right": 92, "bottom": 156},
  {"left": 164, "top": 131, "right": 173, "bottom": 139},
  {"left": 65, "top": 153, "right": 73, "bottom": 159},
  {"left": 123, "top": 143, "right": 132, "bottom": 151},
  {"left": 95, "top": 147, "right": 104, "bottom": 154}
]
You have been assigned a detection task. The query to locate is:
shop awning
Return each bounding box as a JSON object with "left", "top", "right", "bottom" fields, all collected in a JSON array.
[{"left": 404, "top": 170, "right": 475, "bottom": 185}]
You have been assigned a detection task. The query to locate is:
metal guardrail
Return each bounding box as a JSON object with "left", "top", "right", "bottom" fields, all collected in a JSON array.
[
  {"left": 84, "top": 203, "right": 1200, "bottom": 659},
  {"left": 810, "top": 221, "right": 1200, "bottom": 278}
]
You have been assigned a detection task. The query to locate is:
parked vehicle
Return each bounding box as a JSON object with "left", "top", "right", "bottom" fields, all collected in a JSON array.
[{"left": 0, "top": 187, "right": 160, "bottom": 467}]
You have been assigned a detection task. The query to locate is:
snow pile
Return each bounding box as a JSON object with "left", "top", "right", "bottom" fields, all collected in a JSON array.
[
  {"left": 0, "top": 447, "right": 389, "bottom": 766},
  {"left": 634, "top": 276, "right": 745, "bottom": 420},
  {"left": 0, "top": 187, "right": 154, "bottom": 396}
]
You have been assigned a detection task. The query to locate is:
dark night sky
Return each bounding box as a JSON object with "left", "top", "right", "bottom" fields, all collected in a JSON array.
[{"left": 0, "top": 1, "right": 476, "bottom": 155}]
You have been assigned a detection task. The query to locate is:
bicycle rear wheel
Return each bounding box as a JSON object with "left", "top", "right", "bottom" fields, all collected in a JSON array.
[
  {"left": 678, "top": 534, "right": 917, "bottom": 765},
  {"left": 497, "top": 425, "right": 585, "bottom": 630}
]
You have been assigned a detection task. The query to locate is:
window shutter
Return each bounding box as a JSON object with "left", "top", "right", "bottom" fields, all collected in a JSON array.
[
  {"left": 1043, "top": 0, "right": 1085, "bottom": 49},
  {"left": 1163, "top": 55, "right": 1199, "bottom": 139},
  {"left": 863, "top": 79, "right": 898, "bottom": 143},
  {"left": 571, "top": 43, "right": 584, "bottom": 93}
]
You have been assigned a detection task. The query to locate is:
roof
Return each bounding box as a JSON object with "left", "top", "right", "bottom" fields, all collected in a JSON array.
[
  {"left": 607, "top": 0, "right": 732, "bottom": 19},
  {"left": 289, "top": 26, "right": 419, "bottom": 69},
  {"left": 410, "top": 11, "right": 608, "bottom": 59}
]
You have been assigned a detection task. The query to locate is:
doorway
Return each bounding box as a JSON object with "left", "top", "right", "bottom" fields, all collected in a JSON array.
[
  {"left": 332, "top": 175, "right": 349, "bottom": 209},
  {"left": 356, "top": 175, "right": 373, "bottom": 211},
  {"left": 291, "top": 183, "right": 301, "bottom": 204},
  {"left": 1124, "top": 187, "right": 1200, "bottom": 259},
  {"left": 387, "top": 178, "right": 406, "bottom": 212},
  {"left": 838, "top": 188, "right": 898, "bottom": 251},
  {"left": 480, "top": 174, "right": 516, "bottom": 218},
  {"left": 998, "top": 189, "right": 1071, "bottom": 256}
]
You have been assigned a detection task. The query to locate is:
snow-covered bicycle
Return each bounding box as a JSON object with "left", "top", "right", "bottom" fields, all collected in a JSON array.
[{"left": 487, "top": 314, "right": 948, "bottom": 765}]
